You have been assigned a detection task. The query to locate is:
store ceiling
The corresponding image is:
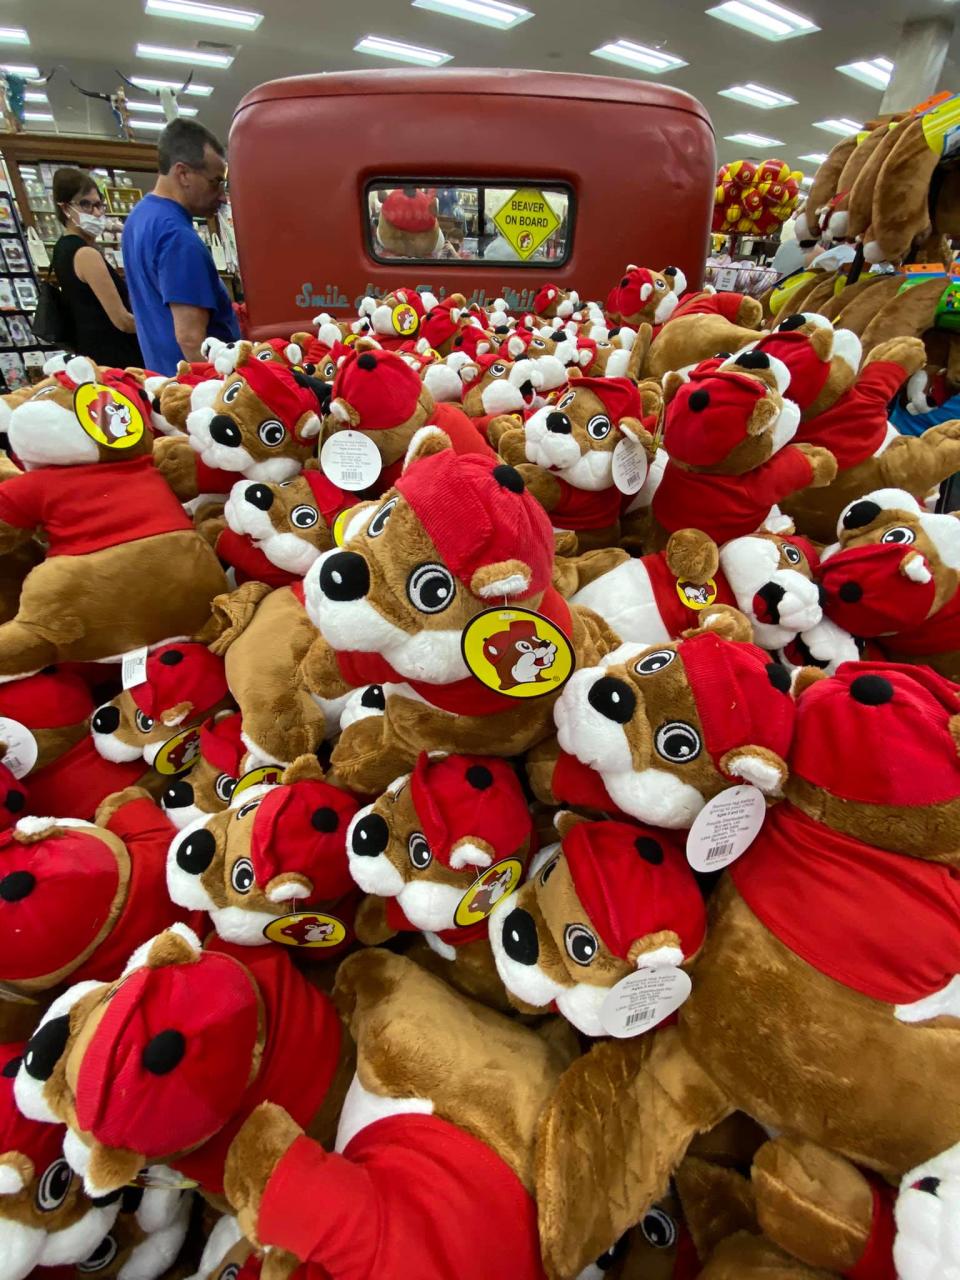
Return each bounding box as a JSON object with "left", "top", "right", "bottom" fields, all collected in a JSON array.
[{"left": 11, "top": 0, "right": 960, "bottom": 180}]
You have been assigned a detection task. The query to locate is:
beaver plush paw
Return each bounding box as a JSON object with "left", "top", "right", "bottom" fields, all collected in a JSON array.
[
  {"left": 224, "top": 1102, "right": 305, "bottom": 1247},
  {"left": 795, "top": 444, "right": 838, "bottom": 487}
]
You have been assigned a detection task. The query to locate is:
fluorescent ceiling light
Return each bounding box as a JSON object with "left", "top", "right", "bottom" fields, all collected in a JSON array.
[
  {"left": 798, "top": 151, "right": 827, "bottom": 163},
  {"left": 814, "top": 116, "right": 863, "bottom": 135},
  {"left": 145, "top": 0, "right": 262, "bottom": 29},
  {"left": 23, "top": 90, "right": 47, "bottom": 102},
  {"left": 136, "top": 41, "right": 234, "bottom": 68},
  {"left": 707, "top": 0, "right": 818, "bottom": 41},
  {"left": 126, "top": 98, "right": 198, "bottom": 115},
  {"left": 0, "top": 28, "right": 29, "bottom": 45},
  {"left": 129, "top": 118, "right": 166, "bottom": 131},
  {"left": 837, "top": 56, "right": 893, "bottom": 89},
  {"left": 591, "top": 39, "right": 687, "bottom": 73},
  {"left": 1, "top": 64, "right": 40, "bottom": 77},
  {"left": 724, "top": 131, "right": 783, "bottom": 146},
  {"left": 354, "top": 34, "right": 451, "bottom": 65},
  {"left": 130, "top": 74, "right": 214, "bottom": 95},
  {"left": 411, "top": 0, "right": 532, "bottom": 28},
  {"left": 23, "top": 111, "right": 53, "bottom": 121},
  {"left": 719, "top": 82, "right": 796, "bottom": 108}
]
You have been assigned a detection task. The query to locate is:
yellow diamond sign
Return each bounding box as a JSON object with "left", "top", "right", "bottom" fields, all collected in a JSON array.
[{"left": 493, "top": 188, "right": 561, "bottom": 260}]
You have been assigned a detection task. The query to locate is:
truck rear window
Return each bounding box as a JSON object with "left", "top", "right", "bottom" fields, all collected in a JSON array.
[{"left": 365, "top": 181, "right": 573, "bottom": 266}]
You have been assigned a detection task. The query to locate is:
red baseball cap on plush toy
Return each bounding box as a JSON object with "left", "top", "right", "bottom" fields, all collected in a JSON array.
[
  {"left": 198, "top": 713, "right": 245, "bottom": 777},
  {"left": 677, "top": 631, "right": 795, "bottom": 782},
  {"left": 754, "top": 322, "right": 831, "bottom": 411},
  {"left": 818, "top": 543, "right": 936, "bottom": 636},
  {"left": 408, "top": 753, "right": 534, "bottom": 870},
  {"left": 0, "top": 668, "right": 92, "bottom": 732},
  {"left": 131, "top": 644, "right": 228, "bottom": 721},
  {"left": 532, "top": 284, "right": 561, "bottom": 316},
  {"left": 301, "top": 470, "right": 349, "bottom": 525},
  {"left": 396, "top": 451, "right": 554, "bottom": 601},
  {"left": 420, "top": 297, "right": 464, "bottom": 350},
  {"left": 665, "top": 360, "right": 773, "bottom": 467},
  {"left": 330, "top": 348, "right": 423, "bottom": 431},
  {"left": 790, "top": 661, "right": 960, "bottom": 808},
  {"left": 249, "top": 779, "right": 358, "bottom": 903},
  {"left": 235, "top": 353, "right": 323, "bottom": 445},
  {"left": 447, "top": 324, "right": 495, "bottom": 361},
  {"left": 563, "top": 820, "right": 706, "bottom": 962},
  {"left": 0, "top": 1040, "right": 64, "bottom": 1173},
  {"left": 75, "top": 941, "right": 261, "bottom": 1159},
  {"left": 574, "top": 376, "right": 643, "bottom": 426}
]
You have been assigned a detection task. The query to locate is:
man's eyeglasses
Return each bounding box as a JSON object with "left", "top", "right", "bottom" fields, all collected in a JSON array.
[
  {"left": 75, "top": 198, "right": 105, "bottom": 214},
  {"left": 187, "top": 165, "right": 227, "bottom": 191}
]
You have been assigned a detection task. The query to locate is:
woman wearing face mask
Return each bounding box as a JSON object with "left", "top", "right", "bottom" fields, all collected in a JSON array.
[{"left": 51, "top": 167, "right": 143, "bottom": 366}]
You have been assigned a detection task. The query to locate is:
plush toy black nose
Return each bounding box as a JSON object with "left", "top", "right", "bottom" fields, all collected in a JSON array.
[
  {"left": 24, "top": 1015, "right": 70, "bottom": 1081},
  {"left": 519, "top": 379, "right": 535, "bottom": 399},
  {"left": 734, "top": 350, "right": 770, "bottom": 371},
  {"left": 754, "top": 581, "right": 785, "bottom": 624},
  {"left": 501, "top": 908, "right": 539, "bottom": 965},
  {"left": 351, "top": 812, "right": 389, "bottom": 857},
  {"left": 319, "top": 551, "right": 370, "bottom": 602},
  {"left": 360, "top": 685, "right": 385, "bottom": 712},
  {"left": 151, "top": 395, "right": 163, "bottom": 413},
  {"left": 779, "top": 313, "right": 807, "bottom": 331},
  {"left": 587, "top": 676, "right": 636, "bottom": 724},
  {"left": 245, "top": 483, "right": 273, "bottom": 511},
  {"left": 209, "top": 414, "right": 242, "bottom": 447},
  {"left": 175, "top": 828, "right": 216, "bottom": 875},
  {"left": 3, "top": 788, "right": 24, "bottom": 814},
  {"left": 162, "top": 779, "right": 194, "bottom": 810},
  {"left": 0, "top": 870, "right": 35, "bottom": 902},
  {"left": 842, "top": 500, "right": 881, "bottom": 530},
  {"left": 546, "top": 411, "right": 571, "bottom": 435},
  {"left": 913, "top": 1176, "right": 941, "bottom": 1196},
  {"left": 91, "top": 705, "right": 120, "bottom": 734}
]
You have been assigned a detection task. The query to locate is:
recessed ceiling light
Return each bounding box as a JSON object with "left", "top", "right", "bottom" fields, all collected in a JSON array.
[
  {"left": 814, "top": 116, "right": 863, "bottom": 135},
  {"left": 126, "top": 98, "right": 198, "bottom": 116},
  {"left": 725, "top": 131, "right": 784, "bottom": 147},
  {"left": 354, "top": 34, "right": 452, "bottom": 65},
  {"left": 129, "top": 118, "right": 166, "bottom": 131},
  {"left": 130, "top": 75, "right": 214, "bottom": 96},
  {"left": 591, "top": 39, "right": 687, "bottom": 73},
  {"left": 0, "top": 28, "right": 30, "bottom": 46},
  {"left": 707, "top": 0, "right": 818, "bottom": 41},
  {"left": 798, "top": 151, "right": 828, "bottom": 163},
  {"left": 23, "top": 111, "right": 53, "bottom": 122},
  {"left": 1, "top": 64, "right": 40, "bottom": 78},
  {"left": 837, "top": 56, "right": 893, "bottom": 90},
  {"left": 718, "top": 82, "right": 796, "bottom": 108},
  {"left": 144, "top": 0, "right": 262, "bottom": 29},
  {"left": 23, "top": 90, "right": 47, "bottom": 102},
  {"left": 411, "top": 0, "right": 532, "bottom": 28},
  {"left": 136, "top": 41, "right": 234, "bottom": 68}
]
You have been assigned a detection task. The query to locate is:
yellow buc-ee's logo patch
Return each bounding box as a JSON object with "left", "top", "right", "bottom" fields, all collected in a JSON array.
[
  {"left": 391, "top": 302, "right": 420, "bottom": 336},
  {"left": 675, "top": 577, "right": 718, "bottom": 610},
  {"left": 454, "top": 858, "right": 524, "bottom": 928},
  {"left": 153, "top": 726, "right": 202, "bottom": 776},
  {"left": 264, "top": 912, "right": 347, "bottom": 948},
  {"left": 74, "top": 383, "right": 145, "bottom": 449},
  {"left": 461, "top": 606, "right": 575, "bottom": 699}
]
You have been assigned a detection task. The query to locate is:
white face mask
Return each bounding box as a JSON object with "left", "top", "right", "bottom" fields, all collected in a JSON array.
[{"left": 71, "top": 208, "right": 105, "bottom": 238}]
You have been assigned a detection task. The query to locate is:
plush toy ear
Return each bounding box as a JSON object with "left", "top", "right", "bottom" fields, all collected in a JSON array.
[
  {"left": 404, "top": 425, "right": 451, "bottom": 471},
  {"left": 627, "top": 931, "right": 683, "bottom": 970},
  {"left": 745, "top": 397, "right": 781, "bottom": 437},
  {"left": 0, "top": 1151, "right": 32, "bottom": 1195},
  {"left": 280, "top": 755, "right": 326, "bottom": 785},
  {"left": 66, "top": 355, "right": 97, "bottom": 386},
  {"left": 458, "top": 362, "right": 480, "bottom": 387},
  {"left": 84, "top": 1142, "right": 145, "bottom": 1197},
  {"left": 448, "top": 837, "right": 494, "bottom": 871},
  {"left": 720, "top": 746, "right": 788, "bottom": 795},
  {"left": 159, "top": 700, "right": 193, "bottom": 728},
  {"left": 618, "top": 416, "right": 656, "bottom": 453},
  {"left": 685, "top": 603, "right": 752, "bottom": 643},
  {"left": 265, "top": 873, "right": 313, "bottom": 904},
  {"left": 553, "top": 809, "right": 590, "bottom": 839},
  {"left": 662, "top": 370, "right": 687, "bottom": 403},
  {"left": 215, "top": 342, "right": 254, "bottom": 376},
  {"left": 639, "top": 283, "right": 653, "bottom": 303},
  {"left": 792, "top": 666, "right": 830, "bottom": 695},
  {"left": 294, "top": 412, "right": 322, "bottom": 442},
  {"left": 470, "top": 559, "right": 534, "bottom": 599},
  {"left": 144, "top": 926, "right": 203, "bottom": 970},
  {"left": 329, "top": 398, "right": 361, "bottom": 427}
]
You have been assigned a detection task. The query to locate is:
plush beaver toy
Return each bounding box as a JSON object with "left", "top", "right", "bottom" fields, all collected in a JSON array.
[
  {"left": 605, "top": 265, "right": 686, "bottom": 329},
  {"left": 490, "top": 812, "right": 705, "bottom": 1037},
  {"left": 353, "top": 287, "right": 437, "bottom": 347},
  {"left": 496, "top": 376, "right": 661, "bottom": 550},
  {"left": 0, "top": 361, "right": 227, "bottom": 679},
  {"left": 185, "top": 342, "right": 327, "bottom": 483},
  {"left": 527, "top": 610, "right": 795, "bottom": 828},
  {"left": 300, "top": 444, "right": 617, "bottom": 795},
  {"left": 64, "top": 1178, "right": 192, "bottom": 1280},
  {"left": 457, "top": 352, "right": 545, "bottom": 427},
  {"left": 166, "top": 756, "right": 358, "bottom": 950},
  {"left": 535, "top": 661, "right": 960, "bottom": 1280},
  {"left": 14, "top": 924, "right": 352, "bottom": 1198},
  {"left": 222, "top": 948, "right": 577, "bottom": 1280},
  {"left": 374, "top": 187, "right": 442, "bottom": 259},
  {"left": 160, "top": 710, "right": 250, "bottom": 830},
  {"left": 346, "top": 751, "right": 535, "bottom": 1007},
  {"left": 642, "top": 292, "right": 765, "bottom": 381},
  {"left": 818, "top": 488, "right": 960, "bottom": 680}
]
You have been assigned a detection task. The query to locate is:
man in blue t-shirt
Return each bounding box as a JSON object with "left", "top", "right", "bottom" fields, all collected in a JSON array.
[{"left": 123, "top": 118, "right": 239, "bottom": 374}]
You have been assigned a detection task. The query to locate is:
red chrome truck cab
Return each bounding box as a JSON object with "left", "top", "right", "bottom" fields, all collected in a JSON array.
[{"left": 229, "top": 68, "right": 715, "bottom": 338}]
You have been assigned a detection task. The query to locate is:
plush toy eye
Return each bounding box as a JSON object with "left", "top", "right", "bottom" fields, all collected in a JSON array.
[
  {"left": 654, "top": 721, "right": 701, "bottom": 763},
  {"left": 231, "top": 857, "right": 255, "bottom": 893},
  {"left": 634, "top": 648, "right": 676, "bottom": 675},
  {"left": 564, "top": 923, "right": 598, "bottom": 966},
  {"left": 654, "top": 279, "right": 666, "bottom": 290},
  {"left": 408, "top": 832, "right": 432, "bottom": 870},
  {"left": 881, "top": 526, "right": 916, "bottom": 545},
  {"left": 407, "top": 563, "right": 456, "bottom": 614},
  {"left": 515, "top": 640, "right": 533, "bottom": 653},
  {"left": 587, "top": 414, "right": 612, "bottom": 440},
  {"left": 291, "top": 504, "right": 319, "bottom": 529},
  {"left": 236, "top": 799, "right": 261, "bottom": 821},
  {"left": 640, "top": 1207, "right": 677, "bottom": 1249},
  {"left": 214, "top": 773, "right": 236, "bottom": 802},
  {"left": 490, "top": 362, "right": 507, "bottom": 376},
  {"left": 258, "top": 420, "right": 286, "bottom": 447},
  {"left": 256, "top": 349, "right": 273, "bottom": 361},
  {"left": 135, "top": 710, "right": 154, "bottom": 733},
  {"left": 321, "top": 360, "right": 336, "bottom": 380},
  {"left": 218, "top": 1267, "right": 240, "bottom": 1280},
  {"left": 557, "top": 390, "right": 576, "bottom": 410},
  {"left": 368, "top": 497, "right": 397, "bottom": 538},
  {"left": 77, "top": 1234, "right": 118, "bottom": 1273},
  {"left": 540, "top": 855, "right": 559, "bottom": 885},
  {"left": 222, "top": 380, "right": 243, "bottom": 404},
  {"left": 783, "top": 544, "right": 802, "bottom": 564},
  {"left": 36, "top": 1158, "right": 72, "bottom": 1211},
  {"left": 531, "top": 338, "right": 545, "bottom": 348},
  {"left": 593, "top": 1236, "right": 629, "bottom": 1271}
]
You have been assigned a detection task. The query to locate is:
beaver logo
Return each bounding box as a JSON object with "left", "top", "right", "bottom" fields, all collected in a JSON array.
[
  {"left": 483, "top": 619, "right": 557, "bottom": 691},
  {"left": 154, "top": 727, "right": 202, "bottom": 776},
  {"left": 74, "top": 383, "right": 145, "bottom": 449},
  {"left": 675, "top": 577, "right": 718, "bottom": 611},
  {"left": 264, "top": 911, "right": 347, "bottom": 948},
  {"left": 454, "top": 857, "right": 523, "bottom": 927},
  {"left": 391, "top": 302, "right": 420, "bottom": 336}
]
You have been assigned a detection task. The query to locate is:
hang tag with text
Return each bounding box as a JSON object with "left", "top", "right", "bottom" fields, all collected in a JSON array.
[
  {"left": 121, "top": 647, "right": 149, "bottom": 690},
  {"left": 686, "top": 784, "right": 766, "bottom": 873},
  {"left": 0, "top": 717, "right": 38, "bottom": 778},
  {"left": 600, "top": 965, "right": 691, "bottom": 1038},
  {"left": 612, "top": 436, "right": 649, "bottom": 495},
  {"left": 320, "top": 430, "right": 382, "bottom": 492}
]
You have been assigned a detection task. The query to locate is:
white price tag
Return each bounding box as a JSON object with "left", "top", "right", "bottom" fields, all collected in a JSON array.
[
  {"left": 0, "top": 717, "right": 38, "bottom": 778},
  {"left": 686, "top": 784, "right": 766, "bottom": 873},
  {"left": 121, "top": 646, "right": 149, "bottom": 691},
  {"left": 612, "top": 436, "right": 649, "bottom": 495},
  {"left": 600, "top": 965, "right": 691, "bottom": 1038},
  {"left": 320, "top": 430, "right": 382, "bottom": 492}
]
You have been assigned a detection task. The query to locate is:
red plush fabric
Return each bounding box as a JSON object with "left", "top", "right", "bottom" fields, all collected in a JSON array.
[
  {"left": 794, "top": 361, "right": 903, "bottom": 469},
  {"left": 642, "top": 550, "right": 737, "bottom": 637},
  {"left": 845, "top": 1181, "right": 896, "bottom": 1280},
  {"left": 215, "top": 526, "right": 299, "bottom": 588},
  {"left": 0, "top": 456, "right": 191, "bottom": 555},
  {"left": 550, "top": 749, "right": 620, "bottom": 814},
  {"left": 549, "top": 479, "right": 624, "bottom": 533},
  {"left": 249, "top": 779, "right": 357, "bottom": 901},
  {"left": 819, "top": 543, "right": 937, "bottom": 637},
  {"left": 754, "top": 329, "right": 831, "bottom": 411},
  {"left": 25, "top": 737, "right": 145, "bottom": 822},
  {"left": 731, "top": 803, "right": 960, "bottom": 1003},
  {"left": 257, "top": 1114, "right": 547, "bottom": 1280},
  {"left": 376, "top": 402, "right": 496, "bottom": 493},
  {"left": 408, "top": 753, "right": 533, "bottom": 871},
  {"left": 884, "top": 590, "right": 960, "bottom": 657}
]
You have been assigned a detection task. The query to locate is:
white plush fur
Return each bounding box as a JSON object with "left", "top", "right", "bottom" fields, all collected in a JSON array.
[
  {"left": 896, "top": 974, "right": 960, "bottom": 1025},
  {"left": 189, "top": 379, "right": 224, "bottom": 412},
  {"left": 895, "top": 1138, "right": 960, "bottom": 1280},
  {"left": 186, "top": 404, "right": 301, "bottom": 482},
  {"left": 475, "top": 570, "right": 531, "bottom": 599},
  {"left": 489, "top": 897, "right": 565, "bottom": 1008},
  {"left": 404, "top": 425, "right": 447, "bottom": 471},
  {"left": 14, "top": 981, "right": 103, "bottom": 1123},
  {"left": 166, "top": 816, "right": 219, "bottom": 912},
  {"left": 422, "top": 362, "right": 463, "bottom": 404},
  {"left": 13, "top": 815, "right": 91, "bottom": 837},
  {"left": 209, "top": 903, "right": 278, "bottom": 946},
  {"left": 37, "top": 1200, "right": 120, "bottom": 1266},
  {"left": 770, "top": 397, "right": 802, "bottom": 453},
  {"left": 831, "top": 326, "right": 863, "bottom": 374},
  {"left": 837, "top": 488, "right": 920, "bottom": 535},
  {"left": 920, "top": 512, "right": 960, "bottom": 571},
  {"left": 346, "top": 805, "right": 405, "bottom": 897},
  {"left": 117, "top": 1194, "right": 190, "bottom": 1280},
  {"left": 335, "top": 1073, "right": 433, "bottom": 1155},
  {"left": 89, "top": 716, "right": 144, "bottom": 764},
  {"left": 719, "top": 537, "right": 823, "bottom": 647},
  {"left": 396, "top": 879, "right": 465, "bottom": 932},
  {"left": 0, "top": 1163, "right": 26, "bottom": 1195},
  {"left": 184, "top": 1214, "right": 243, "bottom": 1280},
  {"left": 448, "top": 840, "right": 493, "bottom": 871},
  {"left": 554, "top": 982, "right": 611, "bottom": 1038},
  {"left": 336, "top": 684, "right": 390, "bottom": 732},
  {"left": 571, "top": 559, "right": 671, "bottom": 646},
  {"left": 904, "top": 553, "right": 934, "bottom": 584},
  {"left": 8, "top": 400, "right": 100, "bottom": 467},
  {"left": 1, "top": 1218, "right": 50, "bottom": 1280}
]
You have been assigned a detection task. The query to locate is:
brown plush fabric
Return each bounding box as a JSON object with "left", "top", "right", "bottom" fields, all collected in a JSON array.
[
  {"left": 860, "top": 277, "right": 948, "bottom": 353},
  {"left": 832, "top": 276, "right": 904, "bottom": 338},
  {"left": 675, "top": 1156, "right": 757, "bottom": 1261},
  {"left": 644, "top": 315, "right": 760, "bottom": 380},
  {"left": 867, "top": 117, "right": 939, "bottom": 263},
  {"left": 699, "top": 1231, "right": 832, "bottom": 1278},
  {"left": 847, "top": 124, "right": 904, "bottom": 240},
  {"left": 805, "top": 136, "right": 859, "bottom": 237}
]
